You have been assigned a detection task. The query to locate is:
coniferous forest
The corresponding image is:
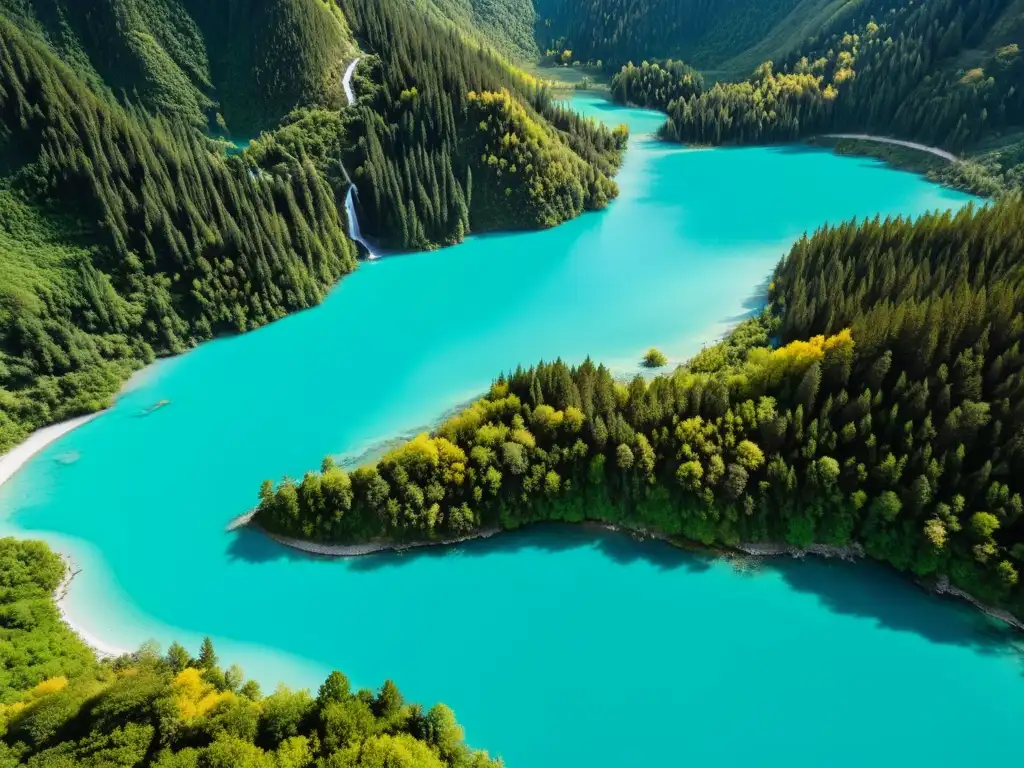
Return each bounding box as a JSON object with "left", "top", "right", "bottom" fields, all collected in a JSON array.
[
  {"left": 534, "top": 0, "right": 816, "bottom": 70},
  {"left": 334, "top": 0, "right": 625, "bottom": 250},
  {"left": 599, "top": 0, "right": 1024, "bottom": 193},
  {"left": 0, "top": 0, "right": 626, "bottom": 451},
  {"left": 652, "top": 0, "right": 1024, "bottom": 162}
]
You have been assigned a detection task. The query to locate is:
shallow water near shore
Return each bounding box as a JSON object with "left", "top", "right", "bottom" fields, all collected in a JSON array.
[{"left": 3, "top": 95, "right": 1019, "bottom": 766}]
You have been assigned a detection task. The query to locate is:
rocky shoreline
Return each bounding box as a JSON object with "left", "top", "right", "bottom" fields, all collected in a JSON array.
[
  {"left": 733, "top": 540, "right": 865, "bottom": 561},
  {"left": 263, "top": 526, "right": 503, "bottom": 557},
  {"left": 255, "top": 521, "right": 1022, "bottom": 633},
  {"left": 931, "top": 574, "right": 1024, "bottom": 632}
]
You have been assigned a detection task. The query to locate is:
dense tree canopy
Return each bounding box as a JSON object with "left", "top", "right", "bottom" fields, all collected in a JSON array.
[
  {"left": 256, "top": 197, "right": 1024, "bottom": 619},
  {"left": 0, "top": 11, "right": 358, "bottom": 452},
  {"left": 659, "top": 0, "right": 1024, "bottom": 152},
  {"left": 0, "top": 538, "right": 500, "bottom": 767},
  {"left": 413, "top": 0, "right": 540, "bottom": 61},
  {"left": 533, "top": 0, "right": 811, "bottom": 70},
  {"left": 0, "top": 0, "right": 358, "bottom": 135},
  {"left": 333, "top": 0, "right": 626, "bottom": 250},
  {"left": 610, "top": 60, "right": 705, "bottom": 109}
]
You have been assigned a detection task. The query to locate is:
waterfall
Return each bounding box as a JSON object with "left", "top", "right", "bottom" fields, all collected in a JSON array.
[
  {"left": 340, "top": 56, "right": 377, "bottom": 259},
  {"left": 345, "top": 187, "right": 375, "bottom": 258}
]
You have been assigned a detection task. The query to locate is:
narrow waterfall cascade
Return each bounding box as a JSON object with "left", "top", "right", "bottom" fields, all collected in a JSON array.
[
  {"left": 340, "top": 56, "right": 376, "bottom": 259},
  {"left": 344, "top": 186, "right": 375, "bottom": 259}
]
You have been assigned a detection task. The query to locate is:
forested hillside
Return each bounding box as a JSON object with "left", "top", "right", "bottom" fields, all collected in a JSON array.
[
  {"left": 255, "top": 197, "right": 1024, "bottom": 620},
  {"left": 0, "top": 538, "right": 500, "bottom": 767},
  {"left": 0, "top": 0, "right": 357, "bottom": 135},
  {"left": 0, "top": 0, "right": 627, "bottom": 451},
  {"left": 658, "top": 0, "right": 1024, "bottom": 156},
  {"left": 0, "top": 7, "right": 359, "bottom": 453},
  {"left": 534, "top": 0, "right": 820, "bottom": 69},
  {"left": 332, "top": 0, "right": 625, "bottom": 250},
  {"left": 412, "top": 0, "right": 539, "bottom": 61}
]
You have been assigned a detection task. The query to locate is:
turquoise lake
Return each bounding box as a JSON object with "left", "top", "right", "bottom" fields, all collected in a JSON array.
[{"left": 3, "top": 94, "right": 1021, "bottom": 765}]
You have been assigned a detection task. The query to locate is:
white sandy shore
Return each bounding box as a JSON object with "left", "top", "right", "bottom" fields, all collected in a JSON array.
[
  {"left": 54, "top": 553, "right": 130, "bottom": 659},
  {"left": 0, "top": 411, "right": 105, "bottom": 490},
  {"left": 1, "top": 415, "right": 106, "bottom": 487},
  {"left": 0, "top": 412, "right": 129, "bottom": 657}
]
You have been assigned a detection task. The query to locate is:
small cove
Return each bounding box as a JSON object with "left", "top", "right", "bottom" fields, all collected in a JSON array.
[{"left": 3, "top": 94, "right": 1019, "bottom": 766}]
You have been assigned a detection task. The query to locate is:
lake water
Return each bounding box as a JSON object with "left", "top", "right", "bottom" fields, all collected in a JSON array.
[{"left": 3, "top": 94, "right": 1019, "bottom": 766}]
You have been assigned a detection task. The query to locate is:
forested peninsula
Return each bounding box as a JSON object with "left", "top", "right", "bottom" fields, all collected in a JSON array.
[
  {"left": 0, "top": 538, "right": 500, "bottom": 768},
  {"left": 605, "top": 0, "right": 1024, "bottom": 196},
  {"left": 0, "top": 0, "right": 626, "bottom": 454},
  {"left": 254, "top": 198, "right": 1024, "bottom": 621}
]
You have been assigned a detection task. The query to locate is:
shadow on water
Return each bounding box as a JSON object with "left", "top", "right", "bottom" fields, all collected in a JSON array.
[
  {"left": 230, "top": 528, "right": 1024, "bottom": 663},
  {"left": 769, "top": 556, "right": 1024, "bottom": 657},
  {"left": 226, "top": 522, "right": 712, "bottom": 576},
  {"left": 719, "top": 275, "right": 771, "bottom": 326},
  {"left": 226, "top": 528, "right": 311, "bottom": 565},
  {"left": 228, "top": 522, "right": 1023, "bottom": 661},
  {"left": 769, "top": 143, "right": 833, "bottom": 157},
  {"left": 359, "top": 524, "right": 713, "bottom": 574}
]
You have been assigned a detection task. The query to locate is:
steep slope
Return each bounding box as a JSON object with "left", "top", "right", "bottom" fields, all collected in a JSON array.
[
  {"left": 533, "top": 0, "right": 811, "bottom": 69},
  {"left": 704, "top": 0, "right": 857, "bottom": 80},
  {"left": 183, "top": 0, "right": 357, "bottom": 133},
  {"left": 0, "top": 0, "right": 629, "bottom": 450},
  {"left": 0, "top": 12, "right": 358, "bottom": 451},
  {"left": 332, "top": 0, "right": 626, "bottom": 250},
  {"left": 412, "top": 0, "right": 539, "bottom": 61},
  {"left": 659, "top": 0, "right": 1024, "bottom": 154},
  {"left": 0, "top": 0, "right": 357, "bottom": 134}
]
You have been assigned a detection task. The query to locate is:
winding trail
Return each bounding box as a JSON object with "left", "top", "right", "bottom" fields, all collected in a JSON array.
[
  {"left": 822, "top": 133, "right": 961, "bottom": 163},
  {"left": 342, "top": 57, "right": 360, "bottom": 106}
]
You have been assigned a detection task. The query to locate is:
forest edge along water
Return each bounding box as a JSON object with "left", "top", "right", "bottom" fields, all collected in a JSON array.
[
  {"left": 3, "top": 94, "right": 1017, "bottom": 768},
  {"left": 0, "top": 92, "right": 991, "bottom": 643}
]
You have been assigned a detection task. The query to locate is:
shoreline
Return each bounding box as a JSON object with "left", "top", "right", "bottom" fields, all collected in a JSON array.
[
  {"left": 54, "top": 552, "right": 130, "bottom": 659},
  {"left": 255, "top": 520, "right": 1023, "bottom": 633},
  {"left": 0, "top": 411, "right": 130, "bottom": 660},
  {"left": 0, "top": 411, "right": 106, "bottom": 490},
  {"left": 262, "top": 526, "right": 502, "bottom": 557}
]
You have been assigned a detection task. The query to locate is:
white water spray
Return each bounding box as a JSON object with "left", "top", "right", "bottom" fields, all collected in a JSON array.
[{"left": 340, "top": 57, "right": 377, "bottom": 259}]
